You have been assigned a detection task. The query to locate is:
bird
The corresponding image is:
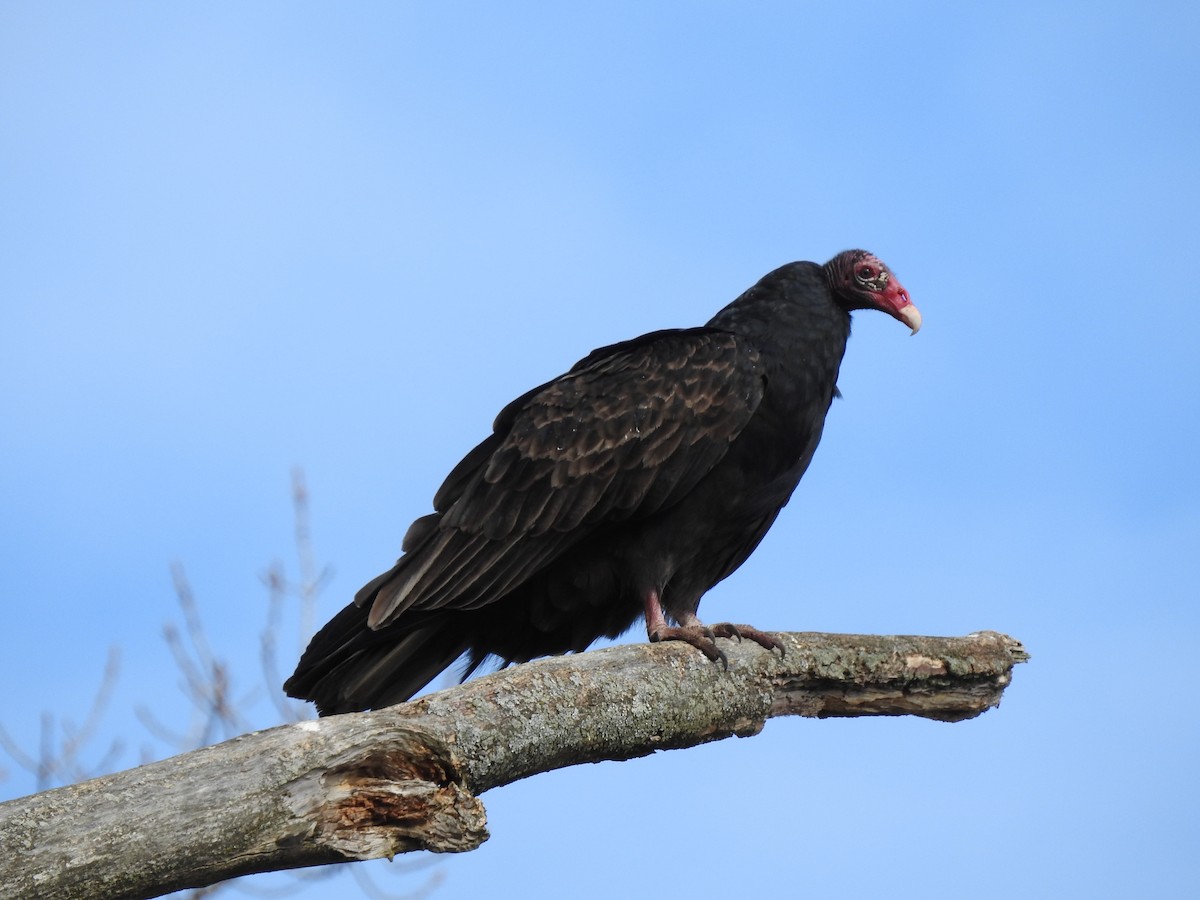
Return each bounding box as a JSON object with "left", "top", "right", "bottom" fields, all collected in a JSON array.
[{"left": 285, "top": 250, "right": 920, "bottom": 715}]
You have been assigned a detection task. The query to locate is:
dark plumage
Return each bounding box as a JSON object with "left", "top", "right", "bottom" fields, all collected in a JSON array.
[{"left": 285, "top": 250, "right": 920, "bottom": 714}]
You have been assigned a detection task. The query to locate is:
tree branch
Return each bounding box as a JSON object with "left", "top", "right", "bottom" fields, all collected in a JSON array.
[{"left": 0, "top": 630, "right": 1027, "bottom": 900}]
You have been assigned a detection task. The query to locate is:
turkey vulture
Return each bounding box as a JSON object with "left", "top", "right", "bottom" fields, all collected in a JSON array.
[{"left": 286, "top": 250, "right": 920, "bottom": 714}]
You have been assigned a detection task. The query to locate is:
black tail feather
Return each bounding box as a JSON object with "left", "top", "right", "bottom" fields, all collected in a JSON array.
[{"left": 284, "top": 601, "right": 471, "bottom": 715}]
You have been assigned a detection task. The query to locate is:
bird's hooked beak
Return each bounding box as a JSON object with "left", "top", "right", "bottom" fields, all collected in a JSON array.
[
  {"left": 896, "top": 289, "right": 922, "bottom": 335},
  {"left": 881, "top": 284, "right": 921, "bottom": 335}
]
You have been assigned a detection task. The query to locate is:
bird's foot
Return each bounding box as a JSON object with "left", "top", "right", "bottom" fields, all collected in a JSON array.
[
  {"left": 647, "top": 619, "right": 785, "bottom": 669},
  {"left": 642, "top": 590, "right": 783, "bottom": 669},
  {"left": 649, "top": 623, "right": 730, "bottom": 669},
  {"left": 708, "top": 622, "right": 786, "bottom": 657}
]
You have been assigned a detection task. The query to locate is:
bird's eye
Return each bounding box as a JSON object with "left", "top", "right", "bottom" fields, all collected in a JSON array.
[{"left": 856, "top": 266, "right": 874, "bottom": 280}]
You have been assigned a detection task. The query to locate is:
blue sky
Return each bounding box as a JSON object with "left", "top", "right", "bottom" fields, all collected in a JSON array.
[{"left": 2, "top": 2, "right": 1198, "bottom": 897}]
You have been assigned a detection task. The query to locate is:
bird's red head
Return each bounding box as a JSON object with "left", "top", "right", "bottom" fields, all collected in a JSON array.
[{"left": 824, "top": 249, "right": 921, "bottom": 334}]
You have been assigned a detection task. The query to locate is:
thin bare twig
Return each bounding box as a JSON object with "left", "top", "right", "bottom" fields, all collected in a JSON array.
[
  {"left": 0, "top": 646, "right": 122, "bottom": 792},
  {"left": 262, "top": 469, "right": 330, "bottom": 725}
]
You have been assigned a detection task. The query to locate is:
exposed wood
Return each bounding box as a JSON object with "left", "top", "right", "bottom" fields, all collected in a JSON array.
[{"left": 0, "top": 630, "right": 1027, "bottom": 900}]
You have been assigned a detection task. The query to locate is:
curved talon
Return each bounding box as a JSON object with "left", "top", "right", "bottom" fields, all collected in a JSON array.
[
  {"left": 716, "top": 623, "right": 785, "bottom": 658},
  {"left": 646, "top": 602, "right": 780, "bottom": 670},
  {"left": 649, "top": 624, "right": 729, "bottom": 670}
]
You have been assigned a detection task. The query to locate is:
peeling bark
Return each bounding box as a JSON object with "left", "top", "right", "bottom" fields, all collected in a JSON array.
[{"left": 0, "top": 630, "right": 1027, "bottom": 900}]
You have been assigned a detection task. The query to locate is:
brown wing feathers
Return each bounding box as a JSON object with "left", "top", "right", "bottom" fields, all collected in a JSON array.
[{"left": 362, "top": 329, "right": 763, "bottom": 628}]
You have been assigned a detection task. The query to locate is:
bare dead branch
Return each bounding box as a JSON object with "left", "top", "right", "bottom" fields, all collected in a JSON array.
[
  {"left": 261, "top": 470, "right": 329, "bottom": 726},
  {"left": 288, "top": 468, "right": 328, "bottom": 648},
  {"left": 0, "top": 646, "right": 123, "bottom": 792},
  {"left": 0, "top": 630, "right": 1027, "bottom": 900},
  {"left": 136, "top": 567, "right": 254, "bottom": 753}
]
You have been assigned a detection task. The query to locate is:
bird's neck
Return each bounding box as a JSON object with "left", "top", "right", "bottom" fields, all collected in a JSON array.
[{"left": 706, "top": 263, "right": 851, "bottom": 373}]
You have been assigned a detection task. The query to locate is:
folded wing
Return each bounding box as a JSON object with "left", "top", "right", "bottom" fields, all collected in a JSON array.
[{"left": 360, "top": 327, "right": 766, "bottom": 627}]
